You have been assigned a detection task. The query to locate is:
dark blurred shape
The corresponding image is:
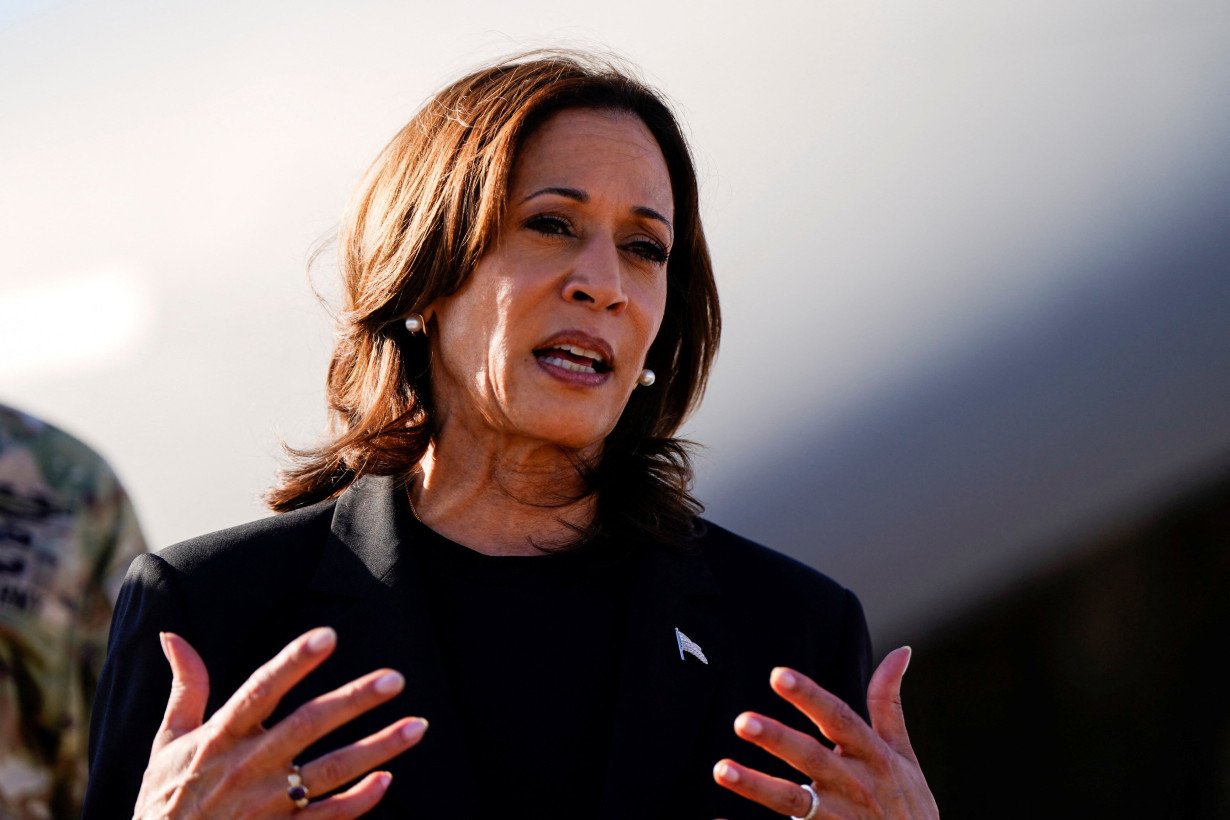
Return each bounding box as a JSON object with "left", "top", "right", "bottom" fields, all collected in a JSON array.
[
  {"left": 903, "top": 466, "right": 1230, "bottom": 818},
  {"left": 703, "top": 167, "right": 1230, "bottom": 640}
]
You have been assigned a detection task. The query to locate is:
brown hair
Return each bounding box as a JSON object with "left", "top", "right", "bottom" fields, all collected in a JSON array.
[{"left": 268, "top": 50, "right": 721, "bottom": 547}]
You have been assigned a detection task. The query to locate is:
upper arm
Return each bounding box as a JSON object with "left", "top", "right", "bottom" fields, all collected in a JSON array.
[{"left": 83, "top": 552, "right": 189, "bottom": 818}]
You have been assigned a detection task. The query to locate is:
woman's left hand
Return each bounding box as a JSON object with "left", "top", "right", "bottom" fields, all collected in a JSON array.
[{"left": 714, "top": 647, "right": 939, "bottom": 819}]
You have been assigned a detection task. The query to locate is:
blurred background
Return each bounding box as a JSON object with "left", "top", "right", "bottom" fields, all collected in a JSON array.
[{"left": 2, "top": 0, "right": 1228, "bottom": 814}]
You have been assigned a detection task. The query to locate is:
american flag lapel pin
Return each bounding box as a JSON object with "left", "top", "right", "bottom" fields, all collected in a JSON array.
[{"left": 675, "top": 627, "right": 708, "bottom": 664}]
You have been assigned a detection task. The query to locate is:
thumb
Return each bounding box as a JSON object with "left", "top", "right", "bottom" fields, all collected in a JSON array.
[
  {"left": 157, "top": 632, "right": 210, "bottom": 743},
  {"left": 866, "top": 646, "right": 918, "bottom": 762}
]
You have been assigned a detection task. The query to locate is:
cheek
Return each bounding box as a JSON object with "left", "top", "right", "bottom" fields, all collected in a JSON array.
[
  {"left": 435, "top": 309, "right": 491, "bottom": 392},
  {"left": 637, "top": 281, "right": 669, "bottom": 349},
  {"left": 439, "top": 272, "right": 515, "bottom": 383},
  {"left": 484, "top": 283, "right": 527, "bottom": 384},
  {"left": 484, "top": 333, "right": 520, "bottom": 393}
]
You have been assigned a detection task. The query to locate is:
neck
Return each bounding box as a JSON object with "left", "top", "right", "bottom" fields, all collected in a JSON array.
[{"left": 410, "top": 426, "right": 598, "bottom": 556}]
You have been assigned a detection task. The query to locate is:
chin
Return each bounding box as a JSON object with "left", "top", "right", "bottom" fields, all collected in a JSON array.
[
  {"left": 524, "top": 413, "right": 615, "bottom": 454},
  {"left": 544, "top": 428, "right": 609, "bottom": 454}
]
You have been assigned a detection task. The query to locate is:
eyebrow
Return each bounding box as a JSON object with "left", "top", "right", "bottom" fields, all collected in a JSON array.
[{"left": 520, "top": 186, "right": 674, "bottom": 235}]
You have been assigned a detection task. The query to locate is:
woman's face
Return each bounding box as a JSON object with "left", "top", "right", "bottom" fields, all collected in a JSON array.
[{"left": 427, "top": 108, "right": 673, "bottom": 453}]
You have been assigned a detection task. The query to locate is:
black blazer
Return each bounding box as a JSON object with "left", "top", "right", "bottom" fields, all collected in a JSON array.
[{"left": 85, "top": 475, "right": 871, "bottom": 819}]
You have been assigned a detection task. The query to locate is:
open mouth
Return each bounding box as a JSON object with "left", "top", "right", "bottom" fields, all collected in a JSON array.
[{"left": 533, "top": 343, "right": 612, "bottom": 375}]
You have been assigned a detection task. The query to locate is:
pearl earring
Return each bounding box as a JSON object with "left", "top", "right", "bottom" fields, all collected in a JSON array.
[
  {"left": 638, "top": 368, "right": 656, "bottom": 387},
  {"left": 403, "top": 313, "right": 426, "bottom": 335}
]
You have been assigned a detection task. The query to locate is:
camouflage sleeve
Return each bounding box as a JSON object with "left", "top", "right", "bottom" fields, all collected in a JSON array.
[
  {"left": 0, "top": 407, "right": 150, "bottom": 819},
  {"left": 101, "top": 484, "right": 148, "bottom": 606},
  {"left": 80, "top": 474, "right": 149, "bottom": 691}
]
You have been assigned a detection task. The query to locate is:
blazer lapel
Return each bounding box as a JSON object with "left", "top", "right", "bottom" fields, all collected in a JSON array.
[
  {"left": 304, "top": 474, "right": 481, "bottom": 819},
  {"left": 599, "top": 540, "right": 726, "bottom": 819}
]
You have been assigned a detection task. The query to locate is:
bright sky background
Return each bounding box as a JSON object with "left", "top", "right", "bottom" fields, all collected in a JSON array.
[{"left": 3, "top": 0, "right": 1228, "bottom": 637}]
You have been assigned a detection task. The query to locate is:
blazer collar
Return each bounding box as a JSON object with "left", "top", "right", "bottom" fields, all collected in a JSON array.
[
  {"left": 308, "top": 474, "right": 482, "bottom": 818},
  {"left": 309, "top": 472, "right": 405, "bottom": 599},
  {"left": 308, "top": 475, "right": 726, "bottom": 818}
]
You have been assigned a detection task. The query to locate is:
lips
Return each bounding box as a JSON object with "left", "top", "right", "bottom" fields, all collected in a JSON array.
[{"left": 533, "top": 332, "right": 614, "bottom": 383}]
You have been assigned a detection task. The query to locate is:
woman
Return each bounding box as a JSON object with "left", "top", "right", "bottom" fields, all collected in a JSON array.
[{"left": 85, "top": 52, "right": 937, "bottom": 819}]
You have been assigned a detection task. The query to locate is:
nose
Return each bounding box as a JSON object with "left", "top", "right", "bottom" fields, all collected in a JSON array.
[{"left": 562, "top": 238, "right": 627, "bottom": 314}]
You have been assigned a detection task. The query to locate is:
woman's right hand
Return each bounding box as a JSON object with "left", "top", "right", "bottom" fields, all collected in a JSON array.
[{"left": 134, "top": 627, "right": 427, "bottom": 819}]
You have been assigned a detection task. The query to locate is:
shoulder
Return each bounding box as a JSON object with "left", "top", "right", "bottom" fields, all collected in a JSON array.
[
  {"left": 2, "top": 403, "right": 101, "bottom": 464},
  {"left": 0, "top": 403, "right": 123, "bottom": 503},
  {"left": 691, "top": 519, "right": 873, "bottom": 720},
  {"left": 691, "top": 518, "right": 869, "bottom": 664},
  {"left": 693, "top": 518, "right": 856, "bottom": 607},
  {"left": 152, "top": 499, "right": 338, "bottom": 593},
  {"left": 113, "top": 499, "right": 342, "bottom": 688}
]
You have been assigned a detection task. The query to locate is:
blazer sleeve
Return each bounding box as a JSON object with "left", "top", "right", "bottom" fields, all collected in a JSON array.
[
  {"left": 84, "top": 553, "right": 193, "bottom": 819},
  {"left": 830, "top": 586, "right": 874, "bottom": 724}
]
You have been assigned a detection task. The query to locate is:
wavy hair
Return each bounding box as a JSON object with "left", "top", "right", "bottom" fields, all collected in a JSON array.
[{"left": 267, "top": 50, "right": 721, "bottom": 547}]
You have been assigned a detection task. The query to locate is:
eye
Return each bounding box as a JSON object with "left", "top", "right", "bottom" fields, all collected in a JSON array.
[
  {"left": 524, "top": 214, "right": 575, "bottom": 237},
  {"left": 625, "top": 238, "right": 670, "bottom": 266}
]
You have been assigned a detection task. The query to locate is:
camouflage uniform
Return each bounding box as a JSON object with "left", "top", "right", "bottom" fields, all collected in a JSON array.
[{"left": 0, "top": 405, "right": 147, "bottom": 819}]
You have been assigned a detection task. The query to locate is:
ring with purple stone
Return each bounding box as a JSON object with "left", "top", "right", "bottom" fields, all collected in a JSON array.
[{"left": 287, "top": 764, "right": 310, "bottom": 809}]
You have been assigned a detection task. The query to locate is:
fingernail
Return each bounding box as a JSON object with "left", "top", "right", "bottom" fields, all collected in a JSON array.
[
  {"left": 735, "top": 714, "right": 762, "bottom": 737},
  {"left": 401, "top": 718, "right": 428, "bottom": 742},
  {"left": 376, "top": 771, "right": 392, "bottom": 789},
  {"left": 158, "top": 632, "right": 170, "bottom": 660},
  {"left": 307, "top": 628, "right": 336, "bottom": 653},
  {"left": 714, "top": 761, "right": 739, "bottom": 783},
  {"left": 902, "top": 646, "right": 913, "bottom": 675},
  {"left": 774, "top": 668, "right": 798, "bottom": 690},
  {"left": 374, "top": 671, "right": 405, "bottom": 695}
]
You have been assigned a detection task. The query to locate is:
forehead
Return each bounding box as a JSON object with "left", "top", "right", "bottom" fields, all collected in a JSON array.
[{"left": 511, "top": 108, "right": 674, "bottom": 219}]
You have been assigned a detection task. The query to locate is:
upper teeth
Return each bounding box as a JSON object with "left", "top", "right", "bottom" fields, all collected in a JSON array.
[{"left": 558, "top": 344, "right": 605, "bottom": 363}]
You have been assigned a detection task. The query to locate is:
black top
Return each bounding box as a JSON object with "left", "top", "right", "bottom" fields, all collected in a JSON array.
[
  {"left": 85, "top": 474, "right": 872, "bottom": 819},
  {"left": 413, "top": 522, "right": 632, "bottom": 816}
]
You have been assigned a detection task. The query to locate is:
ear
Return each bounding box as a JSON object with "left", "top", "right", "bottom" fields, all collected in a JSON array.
[{"left": 418, "top": 302, "right": 439, "bottom": 332}]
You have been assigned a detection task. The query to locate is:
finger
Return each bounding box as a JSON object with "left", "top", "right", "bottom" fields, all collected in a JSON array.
[
  {"left": 770, "top": 667, "right": 880, "bottom": 760},
  {"left": 300, "top": 717, "right": 427, "bottom": 795},
  {"left": 300, "top": 771, "right": 393, "bottom": 820},
  {"left": 157, "top": 632, "right": 210, "bottom": 743},
  {"left": 214, "top": 627, "right": 338, "bottom": 735},
  {"left": 733, "top": 712, "right": 853, "bottom": 794},
  {"left": 713, "top": 760, "right": 840, "bottom": 819},
  {"left": 866, "top": 646, "right": 918, "bottom": 762},
  {"left": 263, "top": 667, "right": 407, "bottom": 761}
]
